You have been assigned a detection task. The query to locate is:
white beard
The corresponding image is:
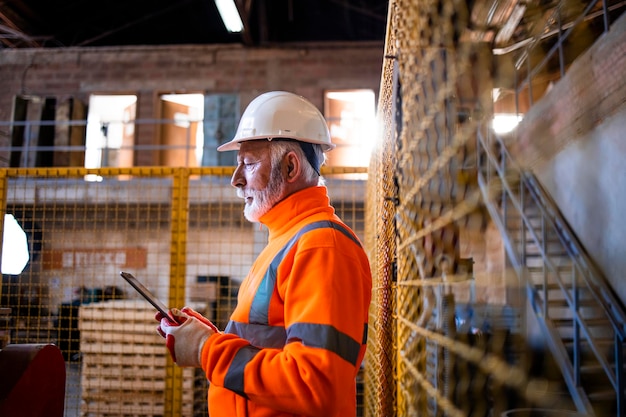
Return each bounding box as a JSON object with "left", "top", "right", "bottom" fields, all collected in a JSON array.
[{"left": 238, "top": 166, "right": 286, "bottom": 223}]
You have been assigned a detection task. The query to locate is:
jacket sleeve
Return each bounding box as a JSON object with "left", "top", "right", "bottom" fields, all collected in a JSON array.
[{"left": 200, "top": 227, "right": 372, "bottom": 416}]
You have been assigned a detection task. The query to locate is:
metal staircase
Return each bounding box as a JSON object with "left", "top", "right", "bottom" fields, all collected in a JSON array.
[{"left": 476, "top": 126, "right": 626, "bottom": 417}]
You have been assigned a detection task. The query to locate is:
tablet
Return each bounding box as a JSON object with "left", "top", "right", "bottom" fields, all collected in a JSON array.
[{"left": 119, "top": 271, "right": 177, "bottom": 324}]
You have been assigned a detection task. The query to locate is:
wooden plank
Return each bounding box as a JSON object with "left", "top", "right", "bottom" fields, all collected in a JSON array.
[
  {"left": 83, "top": 366, "right": 168, "bottom": 379},
  {"left": 81, "top": 376, "right": 166, "bottom": 391},
  {"left": 81, "top": 402, "right": 165, "bottom": 416},
  {"left": 80, "top": 403, "right": 193, "bottom": 417},
  {"left": 80, "top": 302, "right": 158, "bottom": 321},
  {"left": 81, "top": 330, "right": 162, "bottom": 345},
  {"left": 81, "top": 377, "right": 194, "bottom": 395},
  {"left": 81, "top": 343, "right": 163, "bottom": 355},
  {"left": 81, "top": 369, "right": 191, "bottom": 390},
  {"left": 79, "top": 320, "right": 156, "bottom": 333},
  {"left": 82, "top": 353, "right": 164, "bottom": 367},
  {"left": 83, "top": 359, "right": 165, "bottom": 371},
  {"left": 79, "top": 300, "right": 198, "bottom": 416}
]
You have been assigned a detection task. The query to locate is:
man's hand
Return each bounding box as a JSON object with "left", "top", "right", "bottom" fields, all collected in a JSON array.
[{"left": 155, "top": 307, "right": 219, "bottom": 367}]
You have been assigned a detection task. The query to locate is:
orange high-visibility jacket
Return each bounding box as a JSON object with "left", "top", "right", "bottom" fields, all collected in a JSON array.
[{"left": 199, "top": 185, "right": 372, "bottom": 417}]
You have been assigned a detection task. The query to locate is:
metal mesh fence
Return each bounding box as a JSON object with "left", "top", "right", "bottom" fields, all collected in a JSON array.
[
  {"left": 363, "top": 2, "right": 399, "bottom": 415},
  {"left": 0, "top": 166, "right": 367, "bottom": 417},
  {"left": 363, "top": 0, "right": 601, "bottom": 416}
]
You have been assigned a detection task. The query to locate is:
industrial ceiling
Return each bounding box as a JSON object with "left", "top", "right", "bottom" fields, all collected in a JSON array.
[
  {"left": 0, "top": 0, "right": 390, "bottom": 48},
  {"left": 0, "top": 0, "right": 623, "bottom": 86}
]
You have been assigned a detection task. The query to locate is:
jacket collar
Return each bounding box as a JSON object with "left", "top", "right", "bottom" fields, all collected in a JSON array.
[{"left": 260, "top": 186, "right": 332, "bottom": 239}]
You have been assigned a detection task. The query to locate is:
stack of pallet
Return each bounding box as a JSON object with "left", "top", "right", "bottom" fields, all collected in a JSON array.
[{"left": 79, "top": 299, "right": 202, "bottom": 416}]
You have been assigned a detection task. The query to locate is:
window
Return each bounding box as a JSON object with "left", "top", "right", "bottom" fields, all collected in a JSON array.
[
  {"left": 159, "top": 94, "right": 203, "bottom": 167},
  {"left": 158, "top": 93, "right": 239, "bottom": 167},
  {"left": 85, "top": 95, "right": 137, "bottom": 170},
  {"left": 324, "top": 89, "right": 377, "bottom": 168}
]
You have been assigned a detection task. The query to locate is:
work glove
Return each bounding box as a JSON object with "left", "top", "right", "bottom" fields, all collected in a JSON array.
[{"left": 155, "top": 306, "right": 219, "bottom": 367}]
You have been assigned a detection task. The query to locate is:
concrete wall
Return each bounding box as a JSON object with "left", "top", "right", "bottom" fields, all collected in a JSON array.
[
  {"left": 0, "top": 42, "right": 384, "bottom": 166},
  {"left": 510, "top": 13, "right": 626, "bottom": 303}
]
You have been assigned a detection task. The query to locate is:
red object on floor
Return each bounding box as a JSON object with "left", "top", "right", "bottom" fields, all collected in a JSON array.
[{"left": 0, "top": 343, "right": 66, "bottom": 417}]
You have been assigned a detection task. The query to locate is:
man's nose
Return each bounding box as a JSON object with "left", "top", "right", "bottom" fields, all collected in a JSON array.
[{"left": 231, "top": 165, "right": 245, "bottom": 188}]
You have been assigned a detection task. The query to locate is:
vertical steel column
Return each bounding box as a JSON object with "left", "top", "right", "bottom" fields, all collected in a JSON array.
[{"left": 165, "top": 167, "right": 190, "bottom": 417}]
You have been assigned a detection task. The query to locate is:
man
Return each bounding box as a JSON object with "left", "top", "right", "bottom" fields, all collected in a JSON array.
[{"left": 156, "top": 91, "right": 373, "bottom": 417}]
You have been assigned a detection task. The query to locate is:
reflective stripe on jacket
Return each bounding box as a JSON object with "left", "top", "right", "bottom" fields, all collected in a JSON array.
[{"left": 200, "top": 185, "right": 372, "bottom": 417}]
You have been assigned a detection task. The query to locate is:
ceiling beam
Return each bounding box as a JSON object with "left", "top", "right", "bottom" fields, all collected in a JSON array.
[
  {"left": 236, "top": 0, "right": 254, "bottom": 46},
  {"left": 0, "top": 21, "right": 41, "bottom": 48}
]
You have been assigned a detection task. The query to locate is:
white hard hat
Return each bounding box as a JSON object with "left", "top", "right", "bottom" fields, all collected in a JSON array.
[{"left": 217, "top": 91, "right": 335, "bottom": 152}]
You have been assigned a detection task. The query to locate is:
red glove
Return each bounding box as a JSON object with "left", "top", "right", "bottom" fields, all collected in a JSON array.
[{"left": 155, "top": 307, "right": 219, "bottom": 367}]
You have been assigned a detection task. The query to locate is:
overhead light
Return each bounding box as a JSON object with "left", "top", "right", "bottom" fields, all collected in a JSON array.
[{"left": 215, "top": 0, "right": 244, "bottom": 33}]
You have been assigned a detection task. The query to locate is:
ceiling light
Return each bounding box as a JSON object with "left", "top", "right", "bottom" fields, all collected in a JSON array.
[{"left": 215, "top": 0, "right": 244, "bottom": 33}]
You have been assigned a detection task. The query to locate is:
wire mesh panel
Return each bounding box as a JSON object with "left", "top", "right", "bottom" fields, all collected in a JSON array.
[
  {"left": 363, "top": 3, "right": 400, "bottom": 414},
  {"left": 1, "top": 168, "right": 203, "bottom": 417},
  {"left": 367, "top": 0, "right": 583, "bottom": 416},
  {"left": 0, "top": 166, "right": 368, "bottom": 417}
]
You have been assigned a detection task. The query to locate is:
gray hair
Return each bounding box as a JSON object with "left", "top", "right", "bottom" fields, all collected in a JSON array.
[{"left": 269, "top": 140, "right": 326, "bottom": 185}]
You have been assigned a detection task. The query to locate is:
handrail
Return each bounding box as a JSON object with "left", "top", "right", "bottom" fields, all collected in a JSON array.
[
  {"left": 521, "top": 173, "right": 625, "bottom": 395},
  {"left": 524, "top": 174, "right": 626, "bottom": 335},
  {"left": 486, "top": 129, "right": 626, "bottom": 339},
  {"left": 476, "top": 124, "right": 626, "bottom": 415},
  {"left": 478, "top": 125, "right": 626, "bottom": 334}
]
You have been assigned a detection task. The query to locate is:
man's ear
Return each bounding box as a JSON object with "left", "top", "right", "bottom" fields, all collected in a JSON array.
[{"left": 284, "top": 151, "right": 301, "bottom": 182}]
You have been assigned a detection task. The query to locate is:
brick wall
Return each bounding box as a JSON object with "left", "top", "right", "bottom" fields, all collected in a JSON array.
[
  {"left": 0, "top": 42, "right": 384, "bottom": 166},
  {"left": 509, "top": 13, "right": 626, "bottom": 304},
  {"left": 511, "top": 13, "right": 626, "bottom": 170}
]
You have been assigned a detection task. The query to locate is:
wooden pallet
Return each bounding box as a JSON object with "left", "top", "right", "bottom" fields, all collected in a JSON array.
[{"left": 79, "top": 300, "right": 204, "bottom": 417}]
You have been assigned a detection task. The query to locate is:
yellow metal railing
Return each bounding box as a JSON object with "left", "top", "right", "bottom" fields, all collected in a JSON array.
[{"left": 0, "top": 166, "right": 368, "bottom": 417}]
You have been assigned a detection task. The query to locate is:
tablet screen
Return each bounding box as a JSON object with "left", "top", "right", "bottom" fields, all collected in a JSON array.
[{"left": 119, "top": 271, "right": 177, "bottom": 324}]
